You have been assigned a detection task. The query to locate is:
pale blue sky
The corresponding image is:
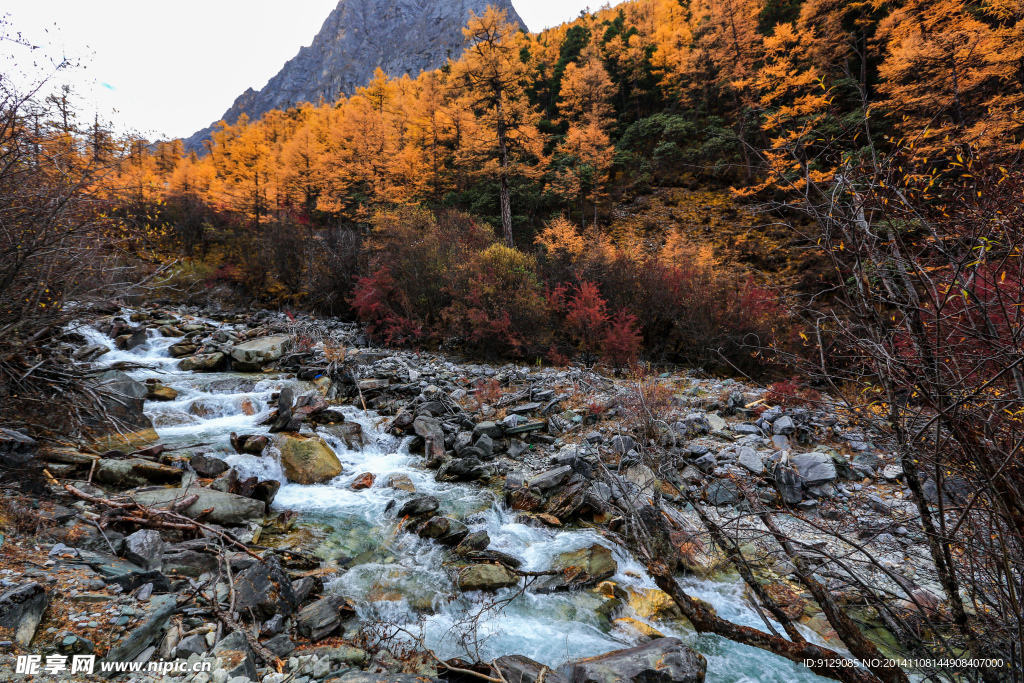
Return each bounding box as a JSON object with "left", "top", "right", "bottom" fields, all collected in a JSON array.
[{"left": 5, "top": 1, "right": 605, "bottom": 139}]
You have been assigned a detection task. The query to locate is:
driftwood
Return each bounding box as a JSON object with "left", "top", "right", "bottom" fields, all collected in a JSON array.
[{"left": 46, "top": 470, "right": 264, "bottom": 562}]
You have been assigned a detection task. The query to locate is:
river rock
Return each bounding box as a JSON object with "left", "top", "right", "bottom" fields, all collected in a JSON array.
[
  {"left": 263, "top": 633, "right": 296, "bottom": 658},
  {"left": 73, "top": 343, "right": 110, "bottom": 361},
  {"left": 0, "top": 583, "right": 48, "bottom": 647},
  {"left": 211, "top": 630, "right": 258, "bottom": 681},
  {"left": 790, "top": 452, "right": 837, "bottom": 486},
  {"left": 397, "top": 496, "right": 439, "bottom": 517},
  {"left": 386, "top": 473, "right": 416, "bottom": 492},
  {"left": 533, "top": 544, "right": 616, "bottom": 594},
  {"left": 457, "top": 564, "right": 519, "bottom": 592},
  {"left": 190, "top": 454, "right": 229, "bottom": 478},
  {"left": 231, "top": 334, "right": 292, "bottom": 371},
  {"left": 296, "top": 596, "right": 348, "bottom": 641},
  {"left": 179, "top": 352, "right": 226, "bottom": 372},
  {"left": 114, "top": 327, "right": 148, "bottom": 351},
  {"left": 495, "top": 655, "right": 570, "bottom": 683},
  {"left": 351, "top": 472, "right": 375, "bottom": 490},
  {"left": 559, "top": 637, "right": 707, "bottom": 683},
  {"left": 413, "top": 416, "right": 445, "bottom": 459},
  {"left": 334, "top": 675, "right": 442, "bottom": 683},
  {"left": 416, "top": 516, "right": 469, "bottom": 545},
  {"left": 275, "top": 433, "right": 342, "bottom": 484},
  {"left": 454, "top": 530, "right": 490, "bottom": 555},
  {"left": 123, "top": 530, "right": 165, "bottom": 571},
  {"left": 146, "top": 384, "right": 178, "bottom": 401},
  {"left": 174, "top": 633, "right": 208, "bottom": 658},
  {"left": 232, "top": 555, "right": 298, "bottom": 621},
  {"left": 323, "top": 422, "right": 365, "bottom": 451},
  {"left": 131, "top": 488, "right": 265, "bottom": 526},
  {"left": 94, "top": 458, "right": 183, "bottom": 488},
  {"left": 167, "top": 342, "right": 196, "bottom": 357},
  {"left": 772, "top": 416, "right": 795, "bottom": 435}
]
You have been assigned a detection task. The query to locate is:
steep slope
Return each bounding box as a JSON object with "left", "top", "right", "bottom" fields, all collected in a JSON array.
[{"left": 185, "top": 0, "right": 527, "bottom": 151}]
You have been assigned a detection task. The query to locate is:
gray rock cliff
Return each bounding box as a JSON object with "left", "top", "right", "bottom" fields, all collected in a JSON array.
[{"left": 185, "top": 0, "right": 527, "bottom": 151}]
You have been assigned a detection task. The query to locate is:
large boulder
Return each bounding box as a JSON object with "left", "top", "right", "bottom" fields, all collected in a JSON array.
[
  {"left": 559, "top": 638, "right": 706, "bottom": 683},
  {"left": 274, "top": 433, "right": 342, "bottom": 485},
  {"left": 232, "top": 555, "right": 299, "bottom": 621},
  {"left": 231, "top": 335, "right": 292, "bottom": 372},
  {"left": 533, "top": 544, "right": 616, "bottom": 594},
  {"left": 131, "top": 488, "right": 265, "bottom": 526},
  {"left": 457, "top": 564, "right": 519, "bottom": 592},
  {"left": 790, "top": 452, "right": 838, "bottom": 486},
  {"left": 0, "top": 583, "right": 48, "bottom": 647}
]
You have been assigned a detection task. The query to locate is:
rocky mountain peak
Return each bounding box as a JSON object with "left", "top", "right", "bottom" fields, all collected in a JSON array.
[{"left": 185, "top": 0, "right": 527, "bottom": 151}]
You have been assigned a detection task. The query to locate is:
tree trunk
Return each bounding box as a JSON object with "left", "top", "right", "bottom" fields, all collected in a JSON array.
[{"left": 496, "top": 98, "right": 514, "bottom": 247}]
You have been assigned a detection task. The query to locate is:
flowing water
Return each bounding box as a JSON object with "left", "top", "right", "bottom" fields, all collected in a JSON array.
[{"left": 78, "top": 316, "right": 832, "bottom": 683}]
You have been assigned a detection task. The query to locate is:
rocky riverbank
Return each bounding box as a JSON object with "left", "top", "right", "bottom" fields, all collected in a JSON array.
[{"left": 0, "top": 304, "right": 950, "bottom": 682}]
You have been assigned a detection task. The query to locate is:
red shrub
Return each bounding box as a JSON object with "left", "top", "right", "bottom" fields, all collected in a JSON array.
[{"left": 602, "top": 309, "right": 642, "bottom": 370}]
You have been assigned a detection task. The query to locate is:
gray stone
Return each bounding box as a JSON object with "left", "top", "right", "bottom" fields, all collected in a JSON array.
[
  {"left": 527, "top": 466, "right": 572, "bottom": 490},
  {"left": 175, "top": 634, "right": 208, "bottom": 658},
  {"left": 495, "top": 655, "right": 570, "bottom": 683},
  {"left": 123, "top": 530, "right": 165, "bottom": 572},
  {"left": 397, "top": 496, "right": 440, "bottom": 518},
  {"left": 416, "top": 516, "right": 469, "bottom": 546},
  {"left": 774, "top": 466, "right": 803, "bottom": 504},
  {"left": 263, "top": 634, "right": 296, "bottom": 658},
  {"left": 296, "top": 596, "right": 347, "bottom": 641},
  {"left": 457, "top": 564, "right": 519, "bottom": 592},
  {"left": 772, "top": 416, "right": 795, "bottom": 435},
  {"left": 212, "top": 630, "right": 258, "bottom": 681},
  {"left": 413, "top": 416, "right": 445, "bottom": 459},
  {"left": 790, "top": 452, "right": 838, "bottom": 486},
  {"left": 131, "top": 488, "right": 265, "bottom": 526},
  {"left": 335, "top": 675, "right": 442, "bottom": 683},
  {"left": 0, "top": 583, "right": 48, "bottom": 647},
  {"left": 190, "top": 455, "right": 230, "bottom": 478},
  {"left": 179, "top": 352, "right": 227, "bottom": 372},
  {"left": 693, "top": 454, "right": 716, "bottom": 474},
  {"left": 736, "top": 448, "right": 764, "bottom": 475},
  {"left": 94, "top": 457, "right": 183, "bottom": 488},
  {"left": 92, "top": 369, "right": 155, "bottom": 433},
  {"left": 260, "top": 614, "right": 286, "bottom": 637},
  {"left": 559, "top": 637, "right": 707, "bottom": 683},
  {"left": 454, "top": 531, "right": 490, "bottom": 556},
  {"left": 230, "top": 335, "right": 292, "bottom": 371},
  {"left": 233, "top": 555, "right": 299, "bottom": 621},
  {"left": 473, "top": 421, "right": 503, "bottom": 439},
  {"left": 732, "top": 424, "right": 760, "bottom": 435},
  {"left": 532, "top": 544, "right": 616, "bottom": 594}
]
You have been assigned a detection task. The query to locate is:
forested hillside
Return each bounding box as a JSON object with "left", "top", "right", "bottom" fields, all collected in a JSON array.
[{"left": 28, "top": 0, "right": 1024, "bottom": 371}]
